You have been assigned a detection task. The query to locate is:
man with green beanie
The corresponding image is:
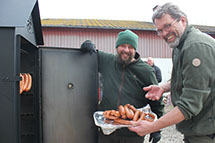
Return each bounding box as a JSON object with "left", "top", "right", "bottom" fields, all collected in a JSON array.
[{"left": 80, "top": 29, "right": 164, "bottom": 143}]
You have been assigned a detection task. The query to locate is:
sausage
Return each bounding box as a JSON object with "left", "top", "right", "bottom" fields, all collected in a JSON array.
[
  {"left": 103, "top": 110, "right": 109, "bottom": 118},
  {"left": 147, "top": 113, "right": 155, "bottom": 119},
  {"left": 132, "top": 110, "right": 140, "bottom": 121},
  {"left": 103, "top": 110, "right": 120, "bottom": 120},
  {"left": 119, "top": 105, "right": 125, "bottom": 116},
  {"left": 20, "top": 74, "right": 24, "bottom": 94},
  {"left": 125, "top": 104, "right": 131, "bottom": 107},
  {"left": 119, "top": 105, "right": 127, "bottom": 119},
  {"left": 110, "top": 110, "right": 120, "bottom": 117},
  {"left": 129, "top": 105, "right": 137, "bottom": 113},
  {"left": 138, "top": 112, "right": 146, "bottom": 121},
  {"left": 108, "top": 115, "right": 119, "bottom": 120},
  {"left": 124, "top": 105, "right": 134, "bottom": 119},
  {"left": 103, "top": 110, "right": 114, "bottom": 119},
  {"left": 126, "top": 104, "right": 135, "bottom": 119},
  {"left": 145, "top": 113, "right": 155, "bottom": 122},
  {"left": 121, "top": 114, "right": 127, "bottom": 119},
  {"left": 124, "top": 105, "right": 131, "bottom": 119},
  {"left": 25, "top": 73, "right": 32, "bottom": 91},
  {"left": 114, "top": 119, "right": 132, "bottom": 125},
  {"left": 22, "top": 73, "right": 29, "bottom": 91},
  {"left": 129, "top": 109, "right": 134, "bottom": 118},
  {"left": 145, "top": 118, "right": 154, "bottom": 122}
]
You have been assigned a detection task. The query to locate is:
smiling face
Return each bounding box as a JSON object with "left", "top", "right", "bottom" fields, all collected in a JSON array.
[
  {"left": 155, "top": 14, "right": 187, "bottom": 47},
  {"left": 116, "top": 44, "right": 136, "bottom": 64}
]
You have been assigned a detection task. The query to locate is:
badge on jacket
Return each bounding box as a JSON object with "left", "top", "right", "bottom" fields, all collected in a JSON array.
[{"left": 192, "top": 58, "right": 201, "bottom": 67}]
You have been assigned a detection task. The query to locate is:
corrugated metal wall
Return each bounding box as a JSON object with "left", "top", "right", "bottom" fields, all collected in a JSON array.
[{"left": 42, "top": 27, "right": 172, "bottom": 58}]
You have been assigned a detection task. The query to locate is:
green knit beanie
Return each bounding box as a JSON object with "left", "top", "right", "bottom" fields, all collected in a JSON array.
[{"left": 115, "top": 29, "right": 139, "bottom": 50}]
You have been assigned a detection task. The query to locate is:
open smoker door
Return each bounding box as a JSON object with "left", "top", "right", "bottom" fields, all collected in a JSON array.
[{"left": 39, "top": 47, "right": 98, "bottom": 143}]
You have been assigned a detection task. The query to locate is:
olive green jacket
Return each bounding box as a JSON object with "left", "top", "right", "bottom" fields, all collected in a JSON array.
[
  {"left": 98, "top": 51, "right": 164, "bottom": 136},
  {"left": 171, "top": 25, "right": 215, "bottom": 136}
]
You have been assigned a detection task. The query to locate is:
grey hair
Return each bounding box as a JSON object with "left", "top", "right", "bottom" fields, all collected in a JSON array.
[{"left": 152, "top": 2, "right": 188, "bottom": 24}]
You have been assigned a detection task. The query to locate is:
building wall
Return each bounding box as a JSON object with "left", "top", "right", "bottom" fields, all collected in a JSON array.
[{"left": 42, "top": 27, "right": 172, "bottom": 58}]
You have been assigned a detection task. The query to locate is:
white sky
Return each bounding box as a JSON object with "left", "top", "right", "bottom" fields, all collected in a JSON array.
[{"left": 38, "top": 0, "right": 215, "bottom": 26}]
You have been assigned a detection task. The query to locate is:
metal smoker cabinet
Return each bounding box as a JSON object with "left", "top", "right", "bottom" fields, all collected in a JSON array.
[
  {"left": 39, "top": 47, "right": 98, "bottom": 143},
  {"left": 0, "top": 0, "right": 98, "bottom": 143},
  {"left": 0, "top": 0, "right": 43, "bottom": 142}
]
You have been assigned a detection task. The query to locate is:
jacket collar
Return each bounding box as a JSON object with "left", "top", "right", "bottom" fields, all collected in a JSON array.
[
  {"left": 176, "top": 25, "right": 193, "bottom": 51},
  {"left": 131, "top": 52, "right": 140, "bottom": 64}
]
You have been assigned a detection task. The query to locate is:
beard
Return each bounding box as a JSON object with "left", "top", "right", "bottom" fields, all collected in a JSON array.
[
  {"left": 117, "top": 51, "right": 133, "bottom": 65},
  {"left": 165, "top": 31, "right": 182, "bottom": 48},
  {"left": 167, "top": 36, "right": 180, "bottom": 48}
]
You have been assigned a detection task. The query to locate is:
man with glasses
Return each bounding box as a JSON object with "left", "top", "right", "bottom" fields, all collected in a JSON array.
[{"left": 129, "top": 2, "right": 215, "bottom": 143}]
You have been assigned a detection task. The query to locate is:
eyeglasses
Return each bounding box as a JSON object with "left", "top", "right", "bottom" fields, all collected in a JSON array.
[{"left": 156, "top": 19, "right": 179, "bottom": 36}]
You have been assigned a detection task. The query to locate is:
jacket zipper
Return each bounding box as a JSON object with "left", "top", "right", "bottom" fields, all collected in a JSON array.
[{"left": 117, "top": 64, "right": 125, "bottom": 107}]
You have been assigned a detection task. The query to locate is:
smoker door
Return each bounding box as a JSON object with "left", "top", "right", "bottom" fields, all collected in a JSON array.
[{"left": 40, "top": 47, "right": 98, "bottom": 143}]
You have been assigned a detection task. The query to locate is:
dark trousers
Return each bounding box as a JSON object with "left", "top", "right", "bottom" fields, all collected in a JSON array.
[{"left": 98, "top": 129, "right": 144, "bottom": 143}]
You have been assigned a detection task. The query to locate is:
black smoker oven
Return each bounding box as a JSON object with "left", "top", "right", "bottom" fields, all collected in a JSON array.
[{"left": 0, "top": 0, "right": 98, "bottom": 143}]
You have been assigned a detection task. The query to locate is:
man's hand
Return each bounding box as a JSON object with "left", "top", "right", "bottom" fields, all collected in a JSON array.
[
  {"left": 80, "top": 40, "right": 96, "bottom": 55},
  {"left": 143, "top": 85, "right": 164, "bottom": 101},
  {"left": 128, "top": 120, "right": 155, "bottom": 136},
  {"left": 149, "top": 131, "right": 161, "bottom": 143}
]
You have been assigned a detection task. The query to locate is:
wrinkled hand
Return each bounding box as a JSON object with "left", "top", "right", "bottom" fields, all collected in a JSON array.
[
  {"left": 80, "top": 40, "right": 96, "bottom": 55},
  {"left": 143, "top": 85, "right": 164, "bottom": 101},
  {"left": 149, "top": 131, "right": 161, "bottom": 143}
]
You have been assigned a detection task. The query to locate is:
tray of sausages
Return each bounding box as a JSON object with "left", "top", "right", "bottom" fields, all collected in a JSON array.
[{"left": 93, "top": 104, "right": 157, "bottom": 135}]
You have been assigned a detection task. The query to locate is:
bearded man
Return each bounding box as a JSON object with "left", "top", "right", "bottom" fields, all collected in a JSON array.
[{"left": 80, "top": 29, "right": 164, "bottom": 143}]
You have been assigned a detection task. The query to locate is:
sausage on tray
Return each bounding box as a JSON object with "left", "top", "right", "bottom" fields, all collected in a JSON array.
[{"left": 103, "top": 104, "right": 156, "bottom": 125}]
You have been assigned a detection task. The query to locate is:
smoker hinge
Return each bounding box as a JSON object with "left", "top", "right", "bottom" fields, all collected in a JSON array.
[{"left": 0, "top": 74, "right": 22, "bottom": 82}]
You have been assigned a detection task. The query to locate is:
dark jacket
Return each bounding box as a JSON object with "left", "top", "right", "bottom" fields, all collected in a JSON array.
[
  {"left": 152, "top": 64, "right": 162, "bottom": 83},
  {"left": 98, "top": 51, "right": 164, "bottom": 137},
  {"left": 171, "top": 25, "right": 215, "bottom": 136}
]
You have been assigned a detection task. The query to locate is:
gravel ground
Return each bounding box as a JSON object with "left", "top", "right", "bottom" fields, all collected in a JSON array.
[{"left": 144, "top": 105, "right": 184, "bottom": 143}]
